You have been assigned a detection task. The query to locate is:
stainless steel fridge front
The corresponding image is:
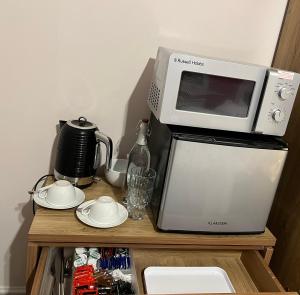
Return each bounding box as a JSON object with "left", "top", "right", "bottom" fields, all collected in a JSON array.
[{"left": 157, "top": 138, "right": 287, "bottom": 233}]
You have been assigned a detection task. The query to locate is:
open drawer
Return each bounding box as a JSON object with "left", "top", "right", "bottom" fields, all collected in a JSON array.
[
  {"left": 30, "top": 248, "right": 52, "bottom": 295},
  {"left": 30, "top": 247, "right": 67, "bottom": 295},
  {"left": 131, "top": 249, "right": 290, "bottom": 295},
  {"left": 30, "top": 247, "right": 294, "bottom": 295}
]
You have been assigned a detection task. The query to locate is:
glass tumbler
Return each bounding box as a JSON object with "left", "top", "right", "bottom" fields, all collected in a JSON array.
[{"left": 127, "top": 167, "right": 156, "bottom": 220}]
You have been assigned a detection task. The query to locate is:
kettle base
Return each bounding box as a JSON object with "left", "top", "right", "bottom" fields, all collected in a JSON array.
[{"left": 54, "top": 169, "right": 94, "bottom": 187}]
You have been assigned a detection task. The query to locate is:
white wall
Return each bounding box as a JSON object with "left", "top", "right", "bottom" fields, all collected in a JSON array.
[{"left": 0, "top": 0, "right": 287, "bottom": 292}]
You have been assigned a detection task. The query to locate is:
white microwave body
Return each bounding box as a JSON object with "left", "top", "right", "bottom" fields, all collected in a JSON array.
[{"left": 148, "top": 47, "right": 300, "bottom": 136}]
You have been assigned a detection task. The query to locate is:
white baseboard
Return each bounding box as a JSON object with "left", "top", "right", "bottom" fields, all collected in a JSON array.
[{"left": 0, "top": 286, "right": 25, "bottom": 294}]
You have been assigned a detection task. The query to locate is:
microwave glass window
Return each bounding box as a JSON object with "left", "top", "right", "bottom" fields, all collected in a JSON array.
[{"left": 176, "top": 71, "right": 256, "bottom": 117}]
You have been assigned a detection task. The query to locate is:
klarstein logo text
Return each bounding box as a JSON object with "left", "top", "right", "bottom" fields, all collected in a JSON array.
[{"left": 208, "top": 221, "right": 228, "bottom": 225}]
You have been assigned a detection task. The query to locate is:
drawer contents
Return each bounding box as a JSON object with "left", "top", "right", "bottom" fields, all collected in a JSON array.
[
  {"left": 143, "top": 266, "right": 235, "bottom": 294},
  {"left": 72, "top": 247, "right": 135, "bottom": 295}
]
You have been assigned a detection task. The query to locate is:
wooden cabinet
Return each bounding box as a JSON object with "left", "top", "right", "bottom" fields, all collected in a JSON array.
[{"left": 26, "top": 179, "right": 296, "bottom": 295}]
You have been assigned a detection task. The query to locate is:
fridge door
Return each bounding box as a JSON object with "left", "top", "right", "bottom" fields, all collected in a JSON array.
[{"left": 157, "top": 137, "right": 287, "bottom": 233}]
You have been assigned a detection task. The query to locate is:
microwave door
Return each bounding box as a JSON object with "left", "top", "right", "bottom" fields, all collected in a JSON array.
[
  {"left": 158, "top": 136, "right": 287, "bottom": 233},
  {"left": 158, "top": 54, "right": 267, "bottom": 133},
  {"left": 176, "top": 71, "right": 256, "bottom": 118}
]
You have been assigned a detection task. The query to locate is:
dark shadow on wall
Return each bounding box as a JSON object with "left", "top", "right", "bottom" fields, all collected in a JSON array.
[
  {"left": 7, "top": 200, "right": 33, "bottom": 293},
  {"left": 48, "top": 125, "right": 60, "bottom": 174},
  {"left": 116, "top": 58, "right": 155, "bottom": 158},
  {"left": 47, "top": 57, "right": 155, "bottom": 174},
  {"left": 6, "top": 125, "right": 59, "bottom": 291}
]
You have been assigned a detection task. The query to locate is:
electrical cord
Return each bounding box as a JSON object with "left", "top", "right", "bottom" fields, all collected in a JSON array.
[{"left": 29, "top": 174, "right": 54, "bottom": 215}]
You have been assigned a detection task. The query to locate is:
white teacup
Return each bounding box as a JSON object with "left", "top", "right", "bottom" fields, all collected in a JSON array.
[
  {"left": 82, "top": 196, "right": 119, "bottom": 223},
  {"left": 38, "top": 180, "right": 76, "bottom": 206}
]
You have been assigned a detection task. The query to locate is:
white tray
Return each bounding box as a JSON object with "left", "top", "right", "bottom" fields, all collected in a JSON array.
[{"left": 144, "top": 266, "right": 235, "bottom": 294}]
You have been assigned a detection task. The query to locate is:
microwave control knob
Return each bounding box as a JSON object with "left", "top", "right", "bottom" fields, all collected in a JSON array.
[
  {"left": 278, "top": 87, "right": 291, "bottom": 100},
  {"left": 272, "top": 109, "right": 285, "bottom": 122}
]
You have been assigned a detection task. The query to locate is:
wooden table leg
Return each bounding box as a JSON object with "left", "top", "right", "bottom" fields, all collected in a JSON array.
[
  {"left": 26, "top": 243, "right": 40, "bottom": 295},
  {"left": 261, "top": 246, "right": 274, "bottom": 265}
]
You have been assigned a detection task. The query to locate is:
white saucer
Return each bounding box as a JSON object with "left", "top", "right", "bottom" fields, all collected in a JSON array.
[
  {"left": 33, "top": 187, "right": 85, "bottom": 209},
  {"left": 76, "top": 200, "right": 128, "bottom": 228}
]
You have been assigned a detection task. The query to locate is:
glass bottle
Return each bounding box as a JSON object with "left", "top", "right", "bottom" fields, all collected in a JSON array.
[
  {"left": 127, "top": 119, "right": 150, "bottom": 177},
  {"left": 124, "top": 119, "right": 150, "bottom": 204}
]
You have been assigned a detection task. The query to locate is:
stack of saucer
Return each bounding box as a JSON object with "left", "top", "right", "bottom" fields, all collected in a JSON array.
[
  {"left": 76, "top": 196, "right": 128, "bottom": 228},
  {"left": 33, "top": 180, "right": 85, "bottom": 209}
]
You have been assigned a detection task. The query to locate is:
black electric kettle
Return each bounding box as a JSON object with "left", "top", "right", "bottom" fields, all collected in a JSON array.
[{"left": 54, "top": 116, "right": 112, "bottom": 187}]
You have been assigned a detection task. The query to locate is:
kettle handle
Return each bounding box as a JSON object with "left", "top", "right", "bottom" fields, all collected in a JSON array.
[
  {"left": 95, "top": 131, "right": 112, "bottom": 170},
  {"left": 59, "top": 120, "right": 67, "bottom": 129}
]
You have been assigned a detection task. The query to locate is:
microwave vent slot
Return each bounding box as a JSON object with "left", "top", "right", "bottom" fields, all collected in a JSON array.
[{"left": 148, "top": 82, "right": 161, "bottom": 111}]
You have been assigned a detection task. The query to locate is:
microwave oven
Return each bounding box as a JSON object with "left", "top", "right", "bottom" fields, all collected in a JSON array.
[
  {"left": 148, "top": 115, "right": 288, "bottom": 233},
  {"left": 148, "top": 47, "right": 300, "bottom": 136}
]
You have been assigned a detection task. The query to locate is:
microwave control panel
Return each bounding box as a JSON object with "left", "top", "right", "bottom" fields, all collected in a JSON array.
[{"left": 254, "top": 69, "right": 300, "bottom": 136}]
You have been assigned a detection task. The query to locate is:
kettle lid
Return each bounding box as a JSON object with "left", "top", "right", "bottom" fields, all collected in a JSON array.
[{"left": 67, "top": 116, "right": 96, "bottom": 130}]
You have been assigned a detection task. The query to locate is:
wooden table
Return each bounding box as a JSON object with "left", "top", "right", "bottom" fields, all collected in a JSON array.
[{"left": 26, "top": 178, "right": 288, "bottom": 295}]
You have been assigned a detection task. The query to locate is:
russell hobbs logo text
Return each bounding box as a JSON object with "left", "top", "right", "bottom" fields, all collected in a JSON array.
[
  {"left": 173, "top": 57, "right": 204, "bottom": 66},
  {"left": 208, "top": 221, "right": 228, "bottom": 225}
]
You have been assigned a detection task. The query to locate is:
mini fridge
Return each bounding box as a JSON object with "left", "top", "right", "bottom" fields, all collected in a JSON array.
[{"left": 148, "top": 115, "right": 288, "bottom": 233}]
